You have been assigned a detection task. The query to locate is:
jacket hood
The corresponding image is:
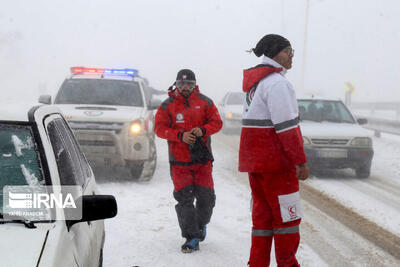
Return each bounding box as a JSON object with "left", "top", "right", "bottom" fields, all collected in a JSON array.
[{"left": 242, "top": 64, "right": 282, "bottom": 93}]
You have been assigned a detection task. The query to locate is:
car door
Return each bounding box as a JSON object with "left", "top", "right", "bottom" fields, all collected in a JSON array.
[
  {"left": 59, "top": 116, "right": 104, "bottom": 266},
  {"left": 45, "top": 114, "right": 94, "bottom": 267}
]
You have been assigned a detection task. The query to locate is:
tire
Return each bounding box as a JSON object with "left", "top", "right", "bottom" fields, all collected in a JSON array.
[
  {"left": 140, "top": 139, "right": 157, "bottom": 182},
  {"left": 355, "top": 165, "right": 371, "bottom": 178},
  {"left": 129, "top": 162, "right": 144, "bottom": 180}
]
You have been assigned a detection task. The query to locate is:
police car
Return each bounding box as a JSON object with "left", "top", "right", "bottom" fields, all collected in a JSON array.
[
  {"left": 0, "top": 104, "right": 117, "bottom": 267},
  {"left": 298, "top": 96, "right": 374, "bottom": 178},
  {"left": 39, "top": 67, "right": 160, "bottom": 181}
]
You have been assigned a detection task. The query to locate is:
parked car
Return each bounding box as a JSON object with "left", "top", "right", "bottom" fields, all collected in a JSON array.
[
  {"left": 39, "top": 67, "right": 160, "bottom": 181},
  {"left": 0, "top": 104, "right": 117, "bottom": 267},
  {"left": 218, "top": 91, "right": 244, "bottom": 134},
  {"left": 298, "top": 97, "right": 374, "bottom": 178}
]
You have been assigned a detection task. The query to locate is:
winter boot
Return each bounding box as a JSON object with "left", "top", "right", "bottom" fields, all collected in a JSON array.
[
  {"left": 199, "top": 225, "right": 207, "bottom": 242},
  {"left": 181, "top": 238, "right": 200, "bottom": 253}
]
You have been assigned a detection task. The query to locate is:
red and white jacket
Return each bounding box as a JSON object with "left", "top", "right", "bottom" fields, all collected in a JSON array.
[
  {"left": 239, "top": 56, "right": 306, "bottom": 173},
  {"left": 155, "top": 86, "right": 222, "bottom": 165}
]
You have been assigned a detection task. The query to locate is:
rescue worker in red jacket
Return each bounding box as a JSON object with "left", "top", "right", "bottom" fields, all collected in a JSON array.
[
  {"left": 155, "top": 69, "right": 222, "bottom": 253},
  {"left": 239, "top": 34, "right": 309, "bottom": 267}
]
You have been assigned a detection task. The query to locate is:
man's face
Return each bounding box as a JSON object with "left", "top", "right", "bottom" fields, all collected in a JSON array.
[
  {"left": 273, "top": 46, "right": 294, "bottom": 69},
  {"left": 176, "top": 80, "right": 196, "bottom": 97}
]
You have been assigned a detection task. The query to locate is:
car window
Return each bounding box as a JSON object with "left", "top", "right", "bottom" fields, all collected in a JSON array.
[
  {"left": 60, "top": 118, "right": 92, "bottom": 180},
  {"left": 226, "top": 92, "right": 244, "bottom": 105},
  {"left": 47, "top": 118, "right": 86, "bottom": 186},
  {"left": 141, "top": 81, "right": 152, "bottom": 106},
  {"left": 0, "top": 124, "right": 44, "bottom": 211},
  {"left": 55, "top": 78, "right": 144, "bottom": 107},
  {"left": 298, "top": 100, "right": 355, "bottom": 123}
]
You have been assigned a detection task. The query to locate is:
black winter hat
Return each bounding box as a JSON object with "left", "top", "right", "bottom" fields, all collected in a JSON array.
[
  {"left": 253, "top": 34, "right": 291, "bottom": 58},
  {"left": 176, "top": 69, "right": 196, "bottom": 81}
]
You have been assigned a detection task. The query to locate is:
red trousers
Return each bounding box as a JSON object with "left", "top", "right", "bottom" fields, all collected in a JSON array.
[{"left": 248, "top": 171, "right": 301, "bottom": 267}]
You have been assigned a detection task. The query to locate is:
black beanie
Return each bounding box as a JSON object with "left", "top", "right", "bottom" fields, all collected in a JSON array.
[
  {"left": 253, "top": 34, "right": 291, "bottom": 58},
  {"left": 176, "top": 69, "right": 196, "bottom": 81}
]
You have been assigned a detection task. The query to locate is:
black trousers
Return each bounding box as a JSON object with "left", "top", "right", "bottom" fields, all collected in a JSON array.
[{"left": 173, "top": 185, "right": 216, "bottom": 239}]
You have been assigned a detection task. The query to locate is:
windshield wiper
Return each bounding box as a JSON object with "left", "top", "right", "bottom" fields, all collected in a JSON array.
[{"left": 0, "top": 213, "right": 36, "bottom": 229}]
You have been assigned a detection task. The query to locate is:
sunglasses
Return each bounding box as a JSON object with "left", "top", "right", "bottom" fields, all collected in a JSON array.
[{"left": 176, "top": 80, "right": 196, "bottom": 88}]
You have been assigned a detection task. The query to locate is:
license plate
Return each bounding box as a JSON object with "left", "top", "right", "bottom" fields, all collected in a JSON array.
[{"left": 317, "top": 149, "right": 348, "bottom": 158}]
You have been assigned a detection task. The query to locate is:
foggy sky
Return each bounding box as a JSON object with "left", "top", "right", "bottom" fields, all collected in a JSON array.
[{"left": 1, "top": 0, "right": 399, "bottom": 104}]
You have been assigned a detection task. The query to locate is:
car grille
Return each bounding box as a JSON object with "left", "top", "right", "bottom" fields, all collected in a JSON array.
[
  {"left": 78, "top": 140, "right": 115, "bottom": 146},
  {"left": 311, "top": 139, "right": 349, "bottom": 145},
  {"left": 69, "top": 121, "right": 124, "bottom": 134}
]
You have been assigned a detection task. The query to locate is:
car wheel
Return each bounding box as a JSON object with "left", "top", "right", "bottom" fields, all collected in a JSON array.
[
  {"left": 98, "top": 248, "right": 103, "bottom": 267},
  {"left": 129, "top": 162, "right": 144, "bottom": 180},
  {"left": 355, "top": 165, "right": 371, "bottom": 178},
  {"left": 140, "top": 139, "right": 157, "bottom": 182}
]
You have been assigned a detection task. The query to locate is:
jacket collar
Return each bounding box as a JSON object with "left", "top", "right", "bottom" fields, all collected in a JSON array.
[
  {"left": 242, "top": 63, "right": 282, "bottom": 93},
  {"left": 262, "top": 56, "right": 287, "bottom": 76}
]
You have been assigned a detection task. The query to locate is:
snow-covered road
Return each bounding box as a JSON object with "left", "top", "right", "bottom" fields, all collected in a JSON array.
[{"left": 99, "top": 132, "right": 400, "bottom": 266}]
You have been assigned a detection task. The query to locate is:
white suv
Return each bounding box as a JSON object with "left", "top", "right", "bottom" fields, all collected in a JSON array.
[
  {"left": 39, "top": 67, "right": 160, "bottom": 181},
  {"left": 0, "top": 104, "right": 117, "bottom": 267}
]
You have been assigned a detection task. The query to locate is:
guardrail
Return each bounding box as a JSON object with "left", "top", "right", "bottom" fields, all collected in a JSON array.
[
  {"left": 351, "top": 102, "right": 400, "bottom": 120},
  {"left": 351, "top": 102, "right": 400, "bottom": 137}
]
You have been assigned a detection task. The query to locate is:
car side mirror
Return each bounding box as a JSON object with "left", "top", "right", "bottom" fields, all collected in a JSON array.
[
  {"left": 67, "top": 195, "right": 117, "bottom": 228},
  {"left": 39, "top": 95, "right": 52, "bottom": 104},
  {"left": 357, "top": 118, "right": 368, "bottom": 125},
  {"left": 149, "top": 98, "right": 162, "bottom": 110}
]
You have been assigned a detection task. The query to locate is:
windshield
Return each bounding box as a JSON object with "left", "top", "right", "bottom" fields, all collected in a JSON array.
[
  {"left": 226, "top": 92, "right": 244, "bottom": 105},
  {"left": 0, "top": 124, "right": 44, "bottom": 213},
  {"left": 55, "top": 79, "right": 144, "bottom": 106},
  {"left": 298, "top": 100, "right": 355, "bottom": 123}
]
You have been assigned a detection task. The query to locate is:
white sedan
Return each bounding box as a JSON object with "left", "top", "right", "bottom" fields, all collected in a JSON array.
[
  {"left": 298, "top": 97, "right": 374, "bottom": 178},
  {"left": 0, "top": 105, "right": 117, "bottom": 267},
  {"left": 218, "top": 91, "right": 245, "bottom": 134}
]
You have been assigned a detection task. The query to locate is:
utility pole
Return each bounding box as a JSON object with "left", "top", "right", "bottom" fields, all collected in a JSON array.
[
  {"left": 281, "top": 0, "right": 286, "bottom": 34},
  {"left": 300, "top": 0, "right": 310, "bottom": 92}
]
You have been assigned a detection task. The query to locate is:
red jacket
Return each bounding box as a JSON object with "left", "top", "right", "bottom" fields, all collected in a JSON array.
[
  {"left": 155, "top": 86, "right": 222, "bottom": 165},
  {"left": 239, "top": 64, "right": 306, "bottom": 173}
]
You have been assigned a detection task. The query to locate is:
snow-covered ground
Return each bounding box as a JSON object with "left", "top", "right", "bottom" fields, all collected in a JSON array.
[
  {"left": 99, "top": 131, "right": 400, "bottom": 266},
  {"left": 99, "top": 135, "right": 330, "bottom": 267}
]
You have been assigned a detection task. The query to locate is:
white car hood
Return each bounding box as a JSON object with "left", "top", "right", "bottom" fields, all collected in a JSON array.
[
  {"left": 55, "top": 104, "right": 146, "bottom": 122},
  {"left": 300, "top": 121, "right": 371, "bottom": 138},
  {"left": 0, "top": 225, "right": 50, "bottom": 266}
]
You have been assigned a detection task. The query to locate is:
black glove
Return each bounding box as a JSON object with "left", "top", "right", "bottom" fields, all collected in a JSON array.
[{"left": 189, "top": 137, "right": 214, "bottom": 164}]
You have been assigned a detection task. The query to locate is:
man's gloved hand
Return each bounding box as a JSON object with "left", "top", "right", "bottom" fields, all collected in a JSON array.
[
  {"left": 295, "top": 163, "right": 309, "bottom": 180},
  {"left": 182, "top": 132, "right": 196, "bottom": 145},
  {"left": 190, "top": 127, "right": 203, "bottom": 137}
]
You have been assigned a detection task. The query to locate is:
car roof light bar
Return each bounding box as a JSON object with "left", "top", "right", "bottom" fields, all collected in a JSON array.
[{"left": 70, "top": 67, "right": 138, "bottom": 76}]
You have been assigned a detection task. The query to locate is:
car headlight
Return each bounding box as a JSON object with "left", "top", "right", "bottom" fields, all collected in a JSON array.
[
  {"left": 351, "top": 137, "right": 372, "bottom": 147},
  {"left": 129, "top": 121, "right": 142, "bottom": 135},
  {"left": 303, "top": 136, "right": 311, "bottom": 145}
]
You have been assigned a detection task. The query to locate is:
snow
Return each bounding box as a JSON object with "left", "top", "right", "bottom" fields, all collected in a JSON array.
[
  {"left": 98, "top": 129, "right": 400, "bottom": 266},
  {"left": 98, "top": 136, "right": 331, "bottom": 267},
  {"left": 20, "top": 164, "right": 41, "bottom": 187}
]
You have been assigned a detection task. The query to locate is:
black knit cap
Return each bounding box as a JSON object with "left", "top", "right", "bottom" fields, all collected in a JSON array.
[
  {"left": 176, "top": 69, "right": 196, "bottom": 81},
  {"left": 253, "top": 34, "right": 291, "bottom": 58}
]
